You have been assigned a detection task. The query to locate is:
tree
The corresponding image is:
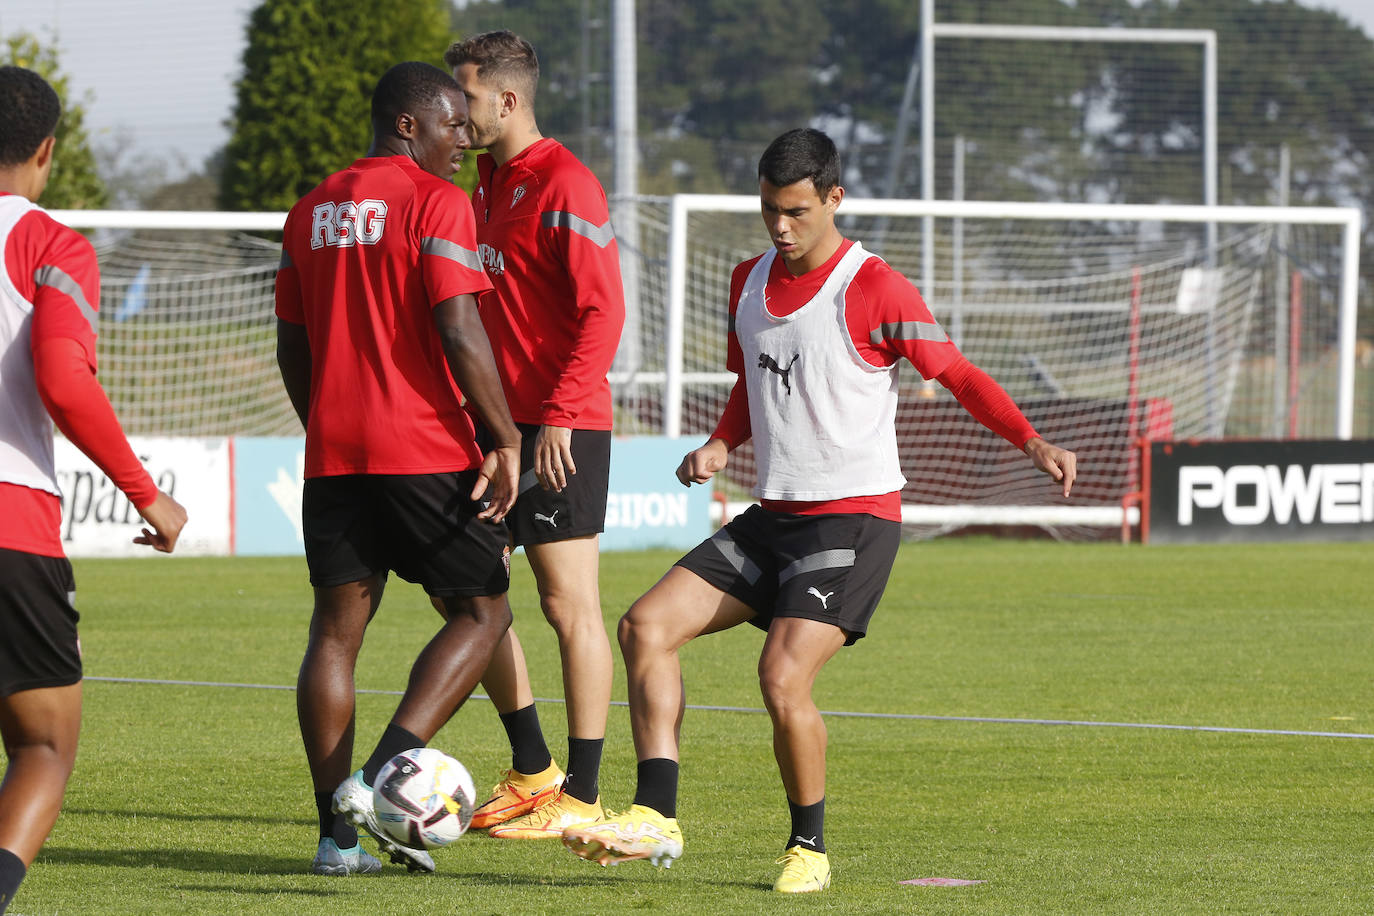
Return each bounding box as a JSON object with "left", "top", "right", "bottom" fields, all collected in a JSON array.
[
  {"left": 219, "top": 0, "right": 465, "bottom": 211},
  {"left": 1, "top": 32, "right": 108, "bottom": 210}
]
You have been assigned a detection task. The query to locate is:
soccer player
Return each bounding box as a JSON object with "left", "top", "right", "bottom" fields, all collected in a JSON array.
[
  {"left": 0, "top": 66, "right": 188, "bottom": 915},
  {"left": 274, "top": 61, "right": 523, "bottom": 876},
  {"left": 562, "top": 128, "right": 1078, "bottom": 893},
  {"left": 441, "top": 31, "right": 626, "bottom": 839}
]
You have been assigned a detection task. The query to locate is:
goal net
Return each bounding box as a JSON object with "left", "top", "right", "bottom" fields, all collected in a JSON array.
[
  {"left": 53, "top": 200, "right": 1361, "bottom": 541},
  {"left": 615, "top": 196, "right": 1362, "bottom": 540}
]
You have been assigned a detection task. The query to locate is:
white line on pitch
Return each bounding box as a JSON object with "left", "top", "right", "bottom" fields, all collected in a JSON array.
[{"left": 85, "top": 675, "right": 1374, "bottom": 741}]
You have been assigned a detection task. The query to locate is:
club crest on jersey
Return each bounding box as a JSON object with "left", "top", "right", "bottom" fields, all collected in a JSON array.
[
  {"left": 512, "top": 184, "right": 528, "bottom": 207},
  {"left": 758, "top": 352, "right": 800, "bottom": 395}
]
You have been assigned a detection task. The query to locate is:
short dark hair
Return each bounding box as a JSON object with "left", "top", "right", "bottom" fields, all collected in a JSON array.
[
  {"left": 371, "top": 61, "right": 461, "bottom": 138},
  {"left": 0, "top": 66, "right": 61, "bottom": 167},
  {"left": 758, "top": 128, "right": 841, "bottom": 198},
  {"left": 444, "top": 30, "right": 539, "bottom": 104}
]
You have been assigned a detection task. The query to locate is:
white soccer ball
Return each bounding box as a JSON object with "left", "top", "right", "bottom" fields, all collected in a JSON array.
[{"left": 373, "top": 747, "right": 477, "bottom": 849}]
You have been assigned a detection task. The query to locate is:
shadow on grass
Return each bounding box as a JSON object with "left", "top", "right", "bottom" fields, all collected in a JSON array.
[
  {"left": 169, "top": 884, "right": 341, "bottom": 897},
  {"left": 40, "top": 848, "right": 759, "bottom": 893},
  {"left": 39, "top": 846, "right": 304, "bottom": 876},
  {"left": 63, "top": 806, "right": 313, "bottom": 828}
]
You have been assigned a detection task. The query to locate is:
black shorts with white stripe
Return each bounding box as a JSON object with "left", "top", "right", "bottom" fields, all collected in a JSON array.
[{"left": 674, "top": 505, "right": 901, "bottom": 645}]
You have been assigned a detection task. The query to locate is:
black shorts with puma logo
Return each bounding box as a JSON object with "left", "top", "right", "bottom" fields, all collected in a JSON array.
[{"left": 674, "top": 505, "right": 900, "bottom": 645}]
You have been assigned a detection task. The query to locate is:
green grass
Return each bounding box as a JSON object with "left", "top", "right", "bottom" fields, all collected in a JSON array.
[{"left": 10, "top": 541, "right": 1374, "bottom": 915}]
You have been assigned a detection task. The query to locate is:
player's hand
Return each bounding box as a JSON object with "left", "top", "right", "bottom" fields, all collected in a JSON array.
[
  {"left": 676, "top": 438, "right": 730, "bottom": 487},
  {"left": 534, "top": 424, "right": 575, "bottom": 492},
  {"left": 473, "top": 444, "right": 520, "bottom": 523},
  {"left": 1024, "top": 437, "right": 1077, "bottom": 498},
  {"left": 132, "top": 490, "right": 188, "bottom": 553}
]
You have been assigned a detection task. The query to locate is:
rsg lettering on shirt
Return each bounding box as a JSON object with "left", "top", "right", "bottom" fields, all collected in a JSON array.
[
  {"left": 310, "top": 199, "right": 388, "bottom": 249},
  {"left": 1177, "top": 463, "right": 1374, "bottom": 526}
]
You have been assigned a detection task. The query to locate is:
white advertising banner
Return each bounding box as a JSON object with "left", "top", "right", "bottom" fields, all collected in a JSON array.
[{"left": 54, "top": 436, "right": 231, "bottom": 557}]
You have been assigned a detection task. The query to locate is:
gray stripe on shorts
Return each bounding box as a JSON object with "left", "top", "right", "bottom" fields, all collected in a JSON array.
[
  {"left": 778, "top": 548, "right": 856, "bottom": 585},
  {"left": 710, "top": 529, "right": 761, "bottom": 586},
  {"left": 518, "top": 469, "right": 540, "bottom": 495}
]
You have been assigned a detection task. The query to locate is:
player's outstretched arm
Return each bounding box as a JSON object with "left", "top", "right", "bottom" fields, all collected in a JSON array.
[
  {"left": 433, "top": 294, "right": 522, "bottom": 522},
  {"left": 676, "top": 438, "right": 730, "bottom": 487},
  {"left": 1024, "top": 437, "right": 1077, "bottom": 498},
  {"left": 132, "top": 490, "right": 188, "bottom": 553}
]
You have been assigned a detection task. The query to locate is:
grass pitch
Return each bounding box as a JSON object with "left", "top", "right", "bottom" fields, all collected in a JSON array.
[{"left": 10, "top": 539, "right": 1374, "bottom": 915}]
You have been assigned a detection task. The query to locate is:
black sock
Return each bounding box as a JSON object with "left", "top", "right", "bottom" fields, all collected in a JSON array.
[
  {"left": 315, "top": 791, "right": 359, "bottom": 848},
  {"left": 361, "top": 722, "right": 425, "bottom": 786},
  {"left": 0, "top": 848, "right": 26, "bottom": 916},
  {"left": 563, "top": 737, "right": 604, "bottom": 804},
  {"left": 632, "top": 758, "right": 679, "bottom": 819},
  {"left": 787, "top": 797, "right": 825, "bottom": 854},
  {"left": 499, "top": 704, "right": 553, "bottom": 775}
]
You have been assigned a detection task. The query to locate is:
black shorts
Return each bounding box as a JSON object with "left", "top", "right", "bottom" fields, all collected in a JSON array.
[
  {"left": 303, "top": 472, "right": 510, "bottom": 597},
  {"left": 480, "top": 423, "right": 611, "bottom": 547},
  {"left": 675, "top": 506, "right": 901, "bottom": 645},
  {"left": 0, "top": 547, "right": 81, "bottom": 697}
]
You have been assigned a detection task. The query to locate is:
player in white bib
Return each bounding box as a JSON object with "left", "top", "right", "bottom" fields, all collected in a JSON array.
[{"left": 562, "top": 128, "right": 1076, "bottom": 893}]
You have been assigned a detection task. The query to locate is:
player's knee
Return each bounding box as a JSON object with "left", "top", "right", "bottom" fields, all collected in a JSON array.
[
  {"left": 2, "top": 729, "right": 78, "bottom": 771},
  {"left": 467, "top": 597, "right": 513, "bottom": 636},
  {"left": 538, "top": 592, "right": 600, "bottom": 638},
  {"left": 617, "top": 605, "right": 657, "bottom": 656},
  {"left": 757, "top": 661, "right": 809, "bottom": 713}
]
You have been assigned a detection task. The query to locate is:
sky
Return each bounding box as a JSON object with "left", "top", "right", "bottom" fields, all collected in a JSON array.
[{"left": 3, "top": 0, "right": 1373, "bottom": 190}]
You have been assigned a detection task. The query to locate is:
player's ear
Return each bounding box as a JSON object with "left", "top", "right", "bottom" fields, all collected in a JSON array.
[
  {"left": 500, "top": 88, "right": 518, "bottom": 118},
  {"left": 31, "top": 135, "right": 56, "bottom": 171},
  {"left": 395, "top": 112, "right": 417, "bottom": 140},
  {"left": 825, "top": 184, "right": 845, "bottom": 212}
]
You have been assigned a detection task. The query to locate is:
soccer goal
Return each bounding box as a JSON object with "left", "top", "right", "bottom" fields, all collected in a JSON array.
[
  {"left": 52, "top": 200, "right": 1361, "bottom": 541},
  {"left": 630, "top": 195, "right": 1362, "bottom": 540}
]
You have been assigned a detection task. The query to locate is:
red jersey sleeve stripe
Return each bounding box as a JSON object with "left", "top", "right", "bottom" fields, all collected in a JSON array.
[
  {"left": 870, "top": 319, "right": 949, "bottom": 346},
  {"left": 541, "top": 211, "right": 615, "bottom": 248},
  {"left": 420, "top": 235, "right": 482, "bottom": 271},
  {"left": 279, "top": 249, "right": 293, "bottom": 269},
  {"left": 34, "top": 264, "right": 97, "bottom": 332}
]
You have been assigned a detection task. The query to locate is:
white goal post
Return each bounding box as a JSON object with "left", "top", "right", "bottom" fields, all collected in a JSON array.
[{"left": 662, "top": 194, "right": 1361, "bottom": 535}]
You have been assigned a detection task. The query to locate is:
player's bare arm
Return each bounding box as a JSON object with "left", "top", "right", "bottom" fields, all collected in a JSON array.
[
  {"left": 1024, "top": 436, "right": 1078, "bottom": 497},
  {"left": 676, "top": 437, "right": 730, "bottom": 487},
  {"left": 276, "top": 318, "right": 312, "bottom": 428},
  {"left": 433, "top": 294, "right": 522, "bottom": 521},
  {"left": 132, "top": 490, "right": 189, "bottom": 553},
  {"left": 533, "top": 424, "right": 576, "bottom": 492}
]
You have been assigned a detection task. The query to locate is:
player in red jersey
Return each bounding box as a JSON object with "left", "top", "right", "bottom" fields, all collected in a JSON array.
[
  {"left": 564, "top": 129, "right": 1078, "bottom": 892},
  {"left": 442, "top": 31, "right": 626, "bottom": 839},
  {"left": 0, "top": 66, "right": 187, "bottom": 916},
  {"left": 274, "top": 61, "right": 523, "bottom": 876}
]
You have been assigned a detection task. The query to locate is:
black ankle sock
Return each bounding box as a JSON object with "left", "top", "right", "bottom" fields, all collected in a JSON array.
[
  {"left": 632, "top": 758, "right": 679, "bottom": 819},
  {"left": 315, "top": 791, "right": 359, "bottom": 848},
  {"left": 563, "top": 737, "right": 604, "bottom": 803},
  {"left": 361, "top": 722, "right": 425, "bottom": 786},
  {"left": 787, "top": 797, "right": 826, "bottom": 854},
  {"left": 499, "top": 704, "right": 553, "bottom": 775},
  {"left": 0, "top": 847, "right": 26, "bottom": 916}
]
